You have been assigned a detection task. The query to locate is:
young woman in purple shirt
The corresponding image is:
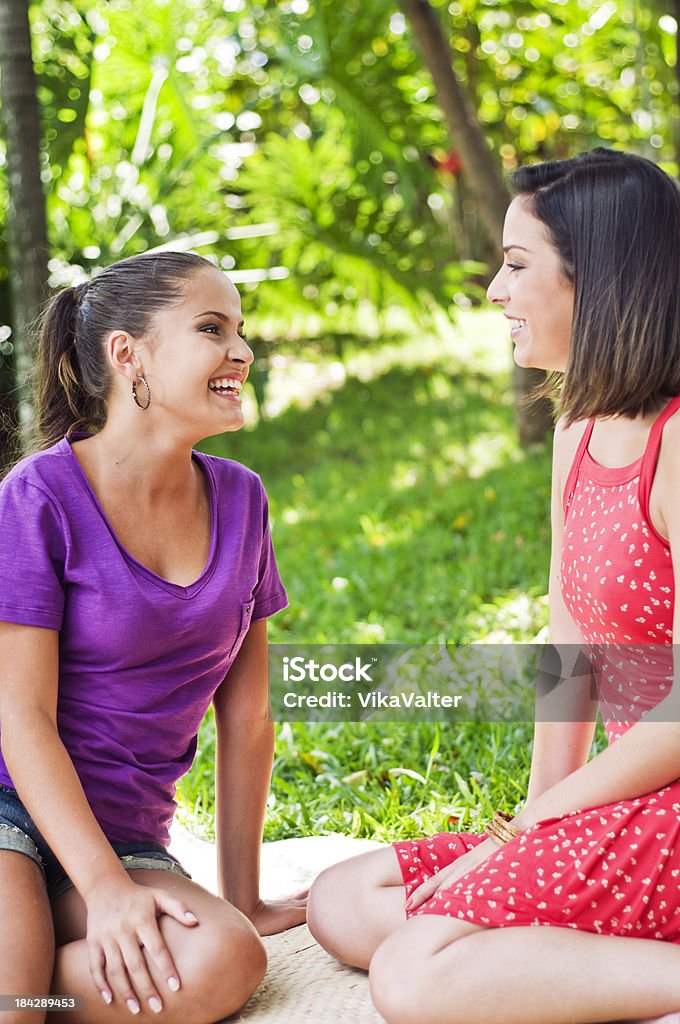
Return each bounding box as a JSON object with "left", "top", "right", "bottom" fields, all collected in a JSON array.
[{"left": 0, "top": 252, "right": 305, "bottom": 1022}]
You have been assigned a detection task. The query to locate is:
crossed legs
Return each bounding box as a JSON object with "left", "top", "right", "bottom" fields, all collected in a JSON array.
[{"left": 308, "top": 845, "right": 680, "bottom": 1024}]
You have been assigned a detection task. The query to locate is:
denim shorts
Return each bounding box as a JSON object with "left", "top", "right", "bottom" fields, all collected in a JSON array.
[{"left": 0, "top": 783, "right": 191, "bottom": 901}]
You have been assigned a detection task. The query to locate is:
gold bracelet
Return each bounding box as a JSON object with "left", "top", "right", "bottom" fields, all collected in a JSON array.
[
  {"left": 485, "top": 811, "right": 521, "bottom": 845},
  {"left": 492, "top": 810, "right": 522, "bottom": 840},
  {"left": 484, "top": 810, "right": 522, "bottom": 847}
]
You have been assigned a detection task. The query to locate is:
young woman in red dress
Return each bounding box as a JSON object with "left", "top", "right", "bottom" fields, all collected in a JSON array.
[{"left": 308, "top": 148, "right": 680, "bottom": 1024}]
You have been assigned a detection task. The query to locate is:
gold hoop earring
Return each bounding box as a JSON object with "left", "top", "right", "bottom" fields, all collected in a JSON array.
[{"left": 132, "top": 376, "right": 151, "bottom": 410}]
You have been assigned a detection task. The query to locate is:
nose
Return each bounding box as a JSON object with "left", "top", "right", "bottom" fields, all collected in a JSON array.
[
  {"left": 229, "top": 333, "right": 255, "bottom": 367},
  {"left": 486, "top": 265, "right": 508, "bottom": 306}
]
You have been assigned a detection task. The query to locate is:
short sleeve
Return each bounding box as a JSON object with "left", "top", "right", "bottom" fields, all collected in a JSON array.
[
  {"left": 0, "top": 475, "right": 67, "bottom": 630},
  {"left": 251, "top": 485, "right": 288, "bottom": 621}
]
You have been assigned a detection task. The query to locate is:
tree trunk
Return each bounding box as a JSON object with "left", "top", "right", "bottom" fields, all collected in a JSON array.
[
  {"left": 399, "top": 0, "right": 553, "bottom": 445},
  {"left": 399, "top": 0, "right": 509, "bottom": 254},
  {"left": 0, "top": 0, "right": 50, "bottom": 464}
]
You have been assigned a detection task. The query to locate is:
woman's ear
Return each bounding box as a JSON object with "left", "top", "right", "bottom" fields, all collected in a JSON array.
[{"left": 106, "top": 331, "right": 143, "bottom": 381}]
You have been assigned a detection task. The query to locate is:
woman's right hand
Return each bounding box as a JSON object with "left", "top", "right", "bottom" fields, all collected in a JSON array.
[
  {"left": 84, "top": 874, "right": 199, "bottom": 1015},
  {"left": 404, "top": 838, "right": 499, "bottom": 912}
]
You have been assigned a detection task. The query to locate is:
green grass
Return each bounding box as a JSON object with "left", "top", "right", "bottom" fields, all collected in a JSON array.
[{"left": 177, "top": 311, "right": 555, "bottom": 841}]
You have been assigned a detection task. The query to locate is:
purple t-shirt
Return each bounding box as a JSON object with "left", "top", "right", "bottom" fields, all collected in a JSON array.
[{"left": 0, "top": 436, "right": 287, "bottom": 845}]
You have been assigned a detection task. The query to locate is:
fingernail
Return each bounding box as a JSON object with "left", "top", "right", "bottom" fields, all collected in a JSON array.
[
  {"left": 184, "top": 911, "right": 198, "bottom": 922},
  {"left": 101, "top": 990, "right": 112, "bottom": 1005},
  {"left": 149, "top": 997, "right": 163, "bottom": 1014},
  {"left": 127, "top": 999, "right": 140, "bottom": 1015},
  {"left": 168, "top": 976, "right": 180, "bottom": 992}
]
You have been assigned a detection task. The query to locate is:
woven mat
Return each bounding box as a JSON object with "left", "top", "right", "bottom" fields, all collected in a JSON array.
[
  {"left": 227, "top": 923, "right": 383, "bottom": 1023},
  {"left": 168, "top": 827, "right": 385, "bottom": 1023}
]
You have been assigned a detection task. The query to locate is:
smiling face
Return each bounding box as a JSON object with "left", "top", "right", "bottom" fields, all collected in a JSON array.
[
  {"left": 486, "top": 196, "right": 574, "bottom": 373},
  {"left": 139, "top": 266, "right": 254, "bottom": 440}
]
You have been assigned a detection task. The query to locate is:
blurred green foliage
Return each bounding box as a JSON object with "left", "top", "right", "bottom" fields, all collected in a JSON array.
[{"left": 440, "top": 0, "right": 677, "bottom": 160}]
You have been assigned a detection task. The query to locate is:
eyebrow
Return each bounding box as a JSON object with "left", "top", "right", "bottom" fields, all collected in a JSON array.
[
  {"left": 502, "top": 245, "right": 531, "bottom": 253},
  {"left": 193, "top": 310, "right": 245, "bottom": 327}
]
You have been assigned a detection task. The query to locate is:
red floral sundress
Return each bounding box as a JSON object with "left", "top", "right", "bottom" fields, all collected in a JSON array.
[{"left": 393, "top": 395, "right": 680, "bottom": 942}]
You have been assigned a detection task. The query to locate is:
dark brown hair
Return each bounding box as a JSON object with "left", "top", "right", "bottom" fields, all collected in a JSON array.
[
  {"left": 510, "top": 148, "right": 680, "bottom": 423},
  {"left": 35, "top": 251, "right": 214, "bottom": 448}
]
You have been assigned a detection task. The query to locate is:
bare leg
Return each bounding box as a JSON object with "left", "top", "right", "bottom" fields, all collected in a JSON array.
[
  {"left": 307, "top": 846, "right": 406, "bottom": 969},
  {"left": 369, "top": 916, "right": 680, "bottom": 1024},
  {"left": 632, "top": 1016, "right": 680, "bottom": 1024},
  {"left": 0, "top": 851, "right": 55, "bottom": 1023},
  {"left": 49, "top": 869, "right": 266, "bottom": 1023}
]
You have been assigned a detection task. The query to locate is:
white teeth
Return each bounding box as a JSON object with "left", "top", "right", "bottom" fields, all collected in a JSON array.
[{"left": 209, "top": 378, "right": 242, "bottom": 394}]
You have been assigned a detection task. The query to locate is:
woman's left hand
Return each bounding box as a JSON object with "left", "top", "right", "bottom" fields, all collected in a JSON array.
[
  {"left": 405, "top": 838, "right": 499, "bottom": 912},
  {"left": 249, "top": 890, "right": 308, "bottom": 935}
]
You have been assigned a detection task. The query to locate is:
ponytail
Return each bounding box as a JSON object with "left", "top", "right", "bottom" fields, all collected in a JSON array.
[{"left": 34, "top": 284, "right": 107, "bottom": 449}]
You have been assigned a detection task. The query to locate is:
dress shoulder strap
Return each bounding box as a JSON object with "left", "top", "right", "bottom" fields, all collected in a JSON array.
[
  {"left": 562, "top": 419, "right": 595, "bottom": 516},
  {"left": 638, "top": 393, "right": 680, "bottom": 519}
]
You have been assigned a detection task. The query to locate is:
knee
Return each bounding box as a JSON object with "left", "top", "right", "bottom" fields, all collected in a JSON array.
[
  {"left": 216, "top": 919, "right": 267, "bottom": 1009},
  {"left": 180, "top": 909, "right": 267, "bottom": 1020},
  {"left": 369, "top": 931, "right": 474, "bottom": 1024},
  {"left": 208, "top": 915, "right": 267, "bottom": 1013},
  {"left": 307, "top": 864, "right": 346, "bottom": 955},
  {"left": 369, "top": 936, "right": 423, "bottom": 1024}
]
